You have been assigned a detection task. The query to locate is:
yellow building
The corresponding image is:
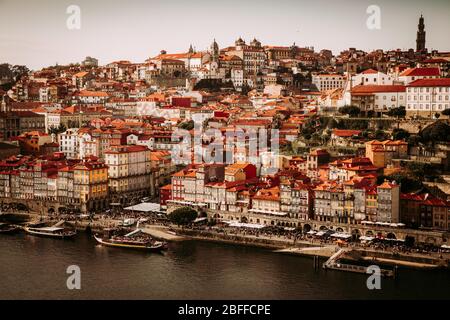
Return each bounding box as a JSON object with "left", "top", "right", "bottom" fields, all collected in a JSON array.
[
  {"left": 73, "top": 156, "right": 108, "bottom": 212},
  {"left": 365, "top": 140, "right": 408, "bottom": 168}
]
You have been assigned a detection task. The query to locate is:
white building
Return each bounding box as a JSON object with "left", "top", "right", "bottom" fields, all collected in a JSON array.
[
  {"left": 148, "top": 51, "right": 209, "bottom": 73},
  {"left": 79, "top": 133, "right": 99, "bottom": 158},
  {"left": 104, "top": 145, "right": 152, "bottom": 200},
  {"left": 312, "top": 74, "right": 346, "bottom": 92},
  {"left": 398, "top": 67, "right": 441, "bottom": 85},
  {"left": 231, "top": 68, "right": 244, "bottom": 89},
  {"left": 39, "top": 87, "right": 50, "bottom": 102},
  {"left": 74, "top": 91, "right": 109, "bottom": 104},
  {"left": 135, "top": 101, "right": 181, "bottom": 119},
  {"left": 343, "top": 69, "right": 394, "bottom": 105},
  {"left": 351, "top": 85, "right": 406, "bottom": 115},
  {"left": 350, "top": 69, "right": 394, "bottom": 87},
  {"left": 58, "top": 128, "right": 80, "bottom": 159},
  {"left": 406, "top": 78, "right": 450, "bottom": 117}
]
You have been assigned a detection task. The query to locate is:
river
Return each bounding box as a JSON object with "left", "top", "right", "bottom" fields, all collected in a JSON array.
[{"left": 0, "top": 233, "right": 449, "bottom": 299}]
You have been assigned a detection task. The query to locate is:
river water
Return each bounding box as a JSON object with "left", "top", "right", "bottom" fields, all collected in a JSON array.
[{"left": 0, "top": 233, "right": 449, "bottom": 300}]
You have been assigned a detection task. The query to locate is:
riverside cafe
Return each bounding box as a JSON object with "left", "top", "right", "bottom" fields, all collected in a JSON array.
[
  {"left": 306, "top": 229, "right": 352, "bottom": 243},
  {"left": 219, "top": 220, "right": 298, "bottom": 233},
  {"left": 360, "top": 221, "right": 407, "bottom": 245},
  {"left": 123, "top": 202, "right": 168, "bottom": 221},
  {"left": 222, "top": 221, "right": 266, "bottom": 230}
]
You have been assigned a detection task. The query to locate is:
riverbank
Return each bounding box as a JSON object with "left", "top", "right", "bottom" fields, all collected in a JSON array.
[
  {"left": 3, "top": 212, "right": 449, "bottom": 270},
  {"left": 275, "top": 246, "right": 338, "bottom": 258},
  {"left": 141, "top": 225, "right": 185, "bottom": 241},
  {"left": 352, "top": 248, "right": 448, "bottom": 269},
  {"left": 173, "top": 227, "right": 450, "bottom": 270}
]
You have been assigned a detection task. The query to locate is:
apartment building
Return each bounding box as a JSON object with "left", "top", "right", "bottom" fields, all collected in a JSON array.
[
  {"left": 312, "top": 74, "right": 346, "bottom": 92},
  {"left": 406, "top": 78, "right": 450, "bottom": 117},
  {"left": 104, "top": 145, "right": 151, "bottom": 204}
]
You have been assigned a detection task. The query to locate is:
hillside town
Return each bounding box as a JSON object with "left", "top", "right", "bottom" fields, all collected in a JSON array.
[{"left": 1, "top": 15, "right": 450, "bottom": 248}]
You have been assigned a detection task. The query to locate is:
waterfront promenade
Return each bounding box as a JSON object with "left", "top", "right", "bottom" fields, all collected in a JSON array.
[{"left": 2, "top": 211, "right": 449, "bottom": 269}]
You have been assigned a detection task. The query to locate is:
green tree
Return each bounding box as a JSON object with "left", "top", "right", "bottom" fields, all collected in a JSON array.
[
  {"left": 420, "top": 121, "right": 450, "bottom": 143},
  {"left": 338, "top": 105, "right": 361, "bottom": 117},
  {"left": 407, "top": 135, "right": 422, "bottom": 146},
  {"left": 385, "top": 173, "right": 423, "bottom": 193},
  {"left": 442, "top": 108, "right": 450, "bottom": 116},
  {"left": 178, "top": 120, "right": 195, "bottom": 130},
  {"left": 406, "top": 162, "right": 432, "bottom": 180},
  {"left": 49, "top": 123, "right": 67, "bottom": 135},
  {"left": 168, "top": 207, "right": 198, "bottom": 225},
  {"left": 387, "top": 106, "right": 406, "bottom": 119},
  {"left": 374, "top": 129, "right": 388, "bottom": 140},
  {"left": 392, "top": 128, "right": 410, "bottom": 140}
]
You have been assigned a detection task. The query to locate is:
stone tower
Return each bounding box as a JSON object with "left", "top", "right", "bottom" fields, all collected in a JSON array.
[
  {"left": 210, "top": 39, "right": 219, "bottom": 62},
  {"left": 416, "top": 14, "right": 426, "bottom": 53}
]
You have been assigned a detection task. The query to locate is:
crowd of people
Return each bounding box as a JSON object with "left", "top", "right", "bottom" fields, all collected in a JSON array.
[
  {"left": 181, "top": 222, "right": 450, "bottom": 257},
  {"left": 11, "top": 203, "right": 450, "bottom": 258}
]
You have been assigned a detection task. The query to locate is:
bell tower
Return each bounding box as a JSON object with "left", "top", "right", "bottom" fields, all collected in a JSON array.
[{"left": 416, "top": 14, "right": 426, "bottom": 53}]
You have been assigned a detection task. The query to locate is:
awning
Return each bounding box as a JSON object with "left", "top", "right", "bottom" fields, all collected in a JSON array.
[
  {"left": 167, "top": 200, "right": 207, "bottom": 207},
  {"left": 226, "top": 221, "right": 266, "bottom": 229},
  {"left": 331, "top": 233, "right": 352, "bottom": 239},
  {"left": 124, "top": 202, "right": 162, "bottom": 213},
  {"left": 193, "top": 217, "right": 208, "bottom": 223},
  {"left": 307, "top": 230, "right": 317, "bottom": 235},
  {"left": 248, "top": 209, "right": 288, "bottom": 216},
  {"left": 359, "top": 236, "right": 375, "bottom": 241},
  {"left": 441, "top": 244, "right": 450, "bottom": 249}
]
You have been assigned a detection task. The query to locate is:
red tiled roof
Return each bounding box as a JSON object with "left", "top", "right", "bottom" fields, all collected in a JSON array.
[
  {"left": 422, "top": 58, "right": 448, "bottom": 64},
  {"left": 378, "top": 181, "right": 399, "bottom": 189},
  {"left": 332, "top": 129, "right": 362, "bottom": 137},
  {"left": 352, "top": 85, "right": 406, "bottom": 93},
  {"left": 399, "top": 67, "right": 440, "bottom": 77},
  {"left": 361, "top": 69, "right": 378, "bottom": 74},
  {"left": 407, "top": 78, "right": 450, "bottom": 87},
  {"left": 310, "top": 149, "right": 329, "bottom": 156},
  {"left": 77, "top": 90, "right": 109, "bottom": 97},
  {"left": 104, "top": 145, "right": 149, "bottom": 154}
]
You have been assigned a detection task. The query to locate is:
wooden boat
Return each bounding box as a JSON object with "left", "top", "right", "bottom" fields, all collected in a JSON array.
[
  {"left": 118, "top": 218, "right": 135, "bottom": 227},
  {"left": 94, "top": 228, "right": 165, "bottom": 252},
  {"left": 24, "top": 221, "right": 76, "bottom": 239},
  {"left": 0, "top": 223, "right": 21, "bottom": 234}
]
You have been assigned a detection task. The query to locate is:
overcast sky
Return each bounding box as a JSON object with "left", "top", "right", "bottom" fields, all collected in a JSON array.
[{"left": 1, "top": 0, "right": 449, "bottom": 70}]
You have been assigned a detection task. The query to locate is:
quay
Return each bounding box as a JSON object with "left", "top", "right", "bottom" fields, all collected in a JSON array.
[
  {"left": 2, "top": 212, "right": 449, "bottom": 272},
  {"left": 324, "top": 260, "right": 395, "bottom": 278},
  {"left": 322, "top": 248, "right": 395, "bottom": 277},
  {"left": 323, "top": 248, "right": 349, "bottom": 268},
  {"left": 275, "top": 246, "right": 337, "bottom": 258}
]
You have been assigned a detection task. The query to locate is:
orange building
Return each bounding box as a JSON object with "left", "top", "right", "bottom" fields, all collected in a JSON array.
[{"left": 365, "top": 140, "right": 408, "bottom": 168}]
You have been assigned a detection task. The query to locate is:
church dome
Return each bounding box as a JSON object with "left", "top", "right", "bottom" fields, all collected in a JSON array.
[
  {"left": 250, "top": 38, "right": 261, "bottom": 47},
  {"left": 235, "top": 37, "right": 246, "bottom": 46}
]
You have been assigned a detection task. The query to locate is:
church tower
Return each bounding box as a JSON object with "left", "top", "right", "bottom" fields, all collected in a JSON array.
[
  {"left": 416, "top": 14, "right": 426, "bottom": 53},
  {"left": 210, "top": 39, "right": 219, "bottom": 62},
  {"left": 209, "top": 39, "right": 220, "bottom": 76}
]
